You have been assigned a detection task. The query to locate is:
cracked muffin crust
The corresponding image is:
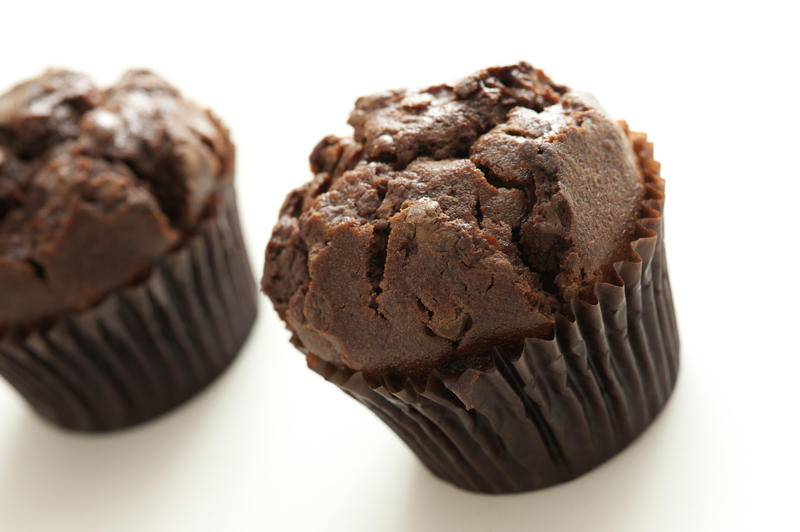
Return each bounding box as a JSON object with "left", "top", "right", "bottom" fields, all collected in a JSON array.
[
  {"left": 263, "top": 63, "right": 646, "bottom": 375},
  {"left": 0, "top": 69, "right": 234, "bottom": 328}
]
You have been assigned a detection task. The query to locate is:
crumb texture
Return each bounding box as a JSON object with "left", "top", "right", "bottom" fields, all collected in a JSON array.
[
  {"left": 0, "top": 69, "right": 234, "bottom": 327},
  {"left": 263, "top": 63, "right": 644, "bottom": 375}
]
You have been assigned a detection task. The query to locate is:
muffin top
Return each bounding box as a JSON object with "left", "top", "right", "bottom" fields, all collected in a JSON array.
[
  {"left": 263, "top": 63, "right": 646, "bottom": 376},
  {"left": 0, "top": 69, "right": 234, "bottom": 329}
]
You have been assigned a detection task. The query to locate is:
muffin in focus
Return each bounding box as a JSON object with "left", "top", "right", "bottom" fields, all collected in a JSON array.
[
  {"left": 0, "top": 69, "right": 258, "bottom": 431},
  {"left": 263, "top": 63, "right": 678, "bottom": 493}
]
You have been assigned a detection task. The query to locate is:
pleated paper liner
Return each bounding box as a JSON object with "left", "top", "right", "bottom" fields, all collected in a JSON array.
[
  {"left": 308, "top": 171, "right": 678, "bottom": 493},
  {"left": 0, "top": 185, "right": 258, "bottom": 432}
]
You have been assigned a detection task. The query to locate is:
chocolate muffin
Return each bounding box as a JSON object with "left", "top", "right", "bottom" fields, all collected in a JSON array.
[
  {"left": 0, "top": 69, "right": 258, "bottom": 431},
  {"left": 263, "top": 62, "right": 678, "bottom": 493}
]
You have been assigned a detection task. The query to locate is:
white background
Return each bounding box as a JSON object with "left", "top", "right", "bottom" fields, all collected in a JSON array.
[{"left": 1, "top": 1, "right": 798, "bottom": 531}]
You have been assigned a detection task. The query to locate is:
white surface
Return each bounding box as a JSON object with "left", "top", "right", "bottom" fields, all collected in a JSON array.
[{"left": 1, "top": 2, "right": 799, "bottom": 531}]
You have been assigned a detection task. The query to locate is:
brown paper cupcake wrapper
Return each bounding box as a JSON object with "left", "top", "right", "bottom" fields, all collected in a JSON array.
[
  {"left": 307, "top": 187, "right": 678, "bottom": 493},
  {"left": 0, "top": 185, "right": 258, "bottom": 432}
]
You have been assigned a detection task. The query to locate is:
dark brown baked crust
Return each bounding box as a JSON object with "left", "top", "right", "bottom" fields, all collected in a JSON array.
[
  {"left": 263, "top": 63, "right": 644, "bottom": 375},
  {"left": 0, "top": 69, "right": 234, "bottom": 328}
]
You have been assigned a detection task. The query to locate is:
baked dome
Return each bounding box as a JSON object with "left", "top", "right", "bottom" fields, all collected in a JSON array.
[
  {"left": 0, "top": 69, "right": 234, "bottom": 328},
  {"left": 263, "top": 63, "right": 644, "bottom": 375}
]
